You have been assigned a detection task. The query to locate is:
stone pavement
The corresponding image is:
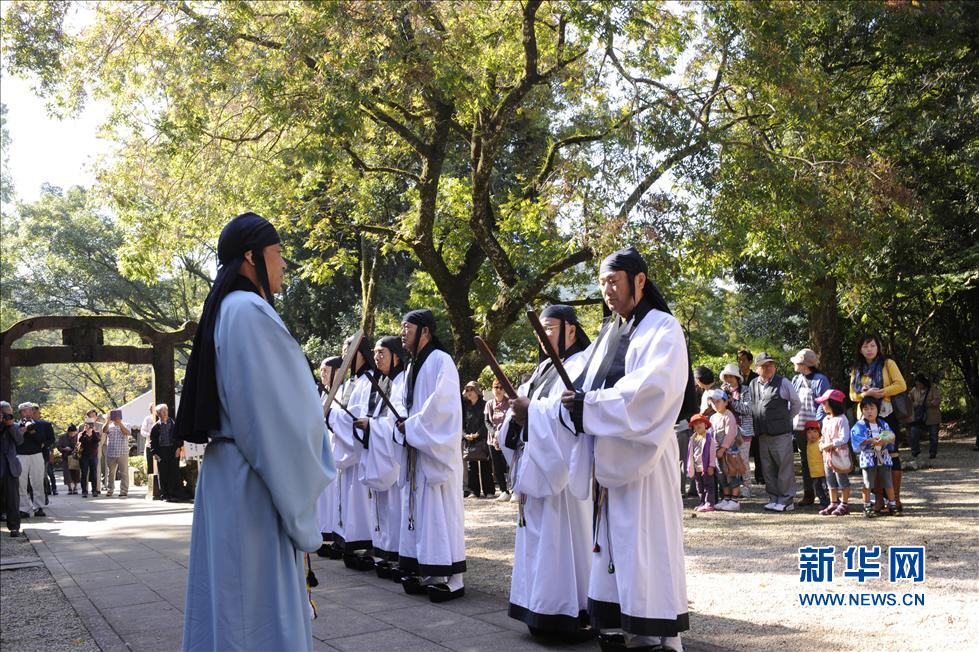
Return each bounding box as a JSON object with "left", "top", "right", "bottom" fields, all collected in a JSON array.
[{"left": 20, "top": 487, "right": 615, "bottom": 652}]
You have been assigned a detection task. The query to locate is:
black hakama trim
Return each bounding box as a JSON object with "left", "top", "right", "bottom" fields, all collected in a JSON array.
[
  {"left": 588, "top": 598, "right": 689, "bottom": 637},
  {"left": 372, "top": 547, "right": 399, "bottom": 562},
  {"left": 508, "top": 603, "right": 589, "bottom": 633},
  {"left": 340, "top": 538, "right": 372, "bottom": 553},
  {"left": 397, "top": 555, "right": 466, "bottom": 576}
]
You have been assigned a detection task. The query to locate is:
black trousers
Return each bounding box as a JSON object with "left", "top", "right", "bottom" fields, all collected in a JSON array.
[
  {"left": 157, "top": 447, "right": 183, "bottom": 500},
  {"left": 467, "top": 459, "right": 495, "bottom": 496},
  {"left": 793, "top": 431, "right": 814, "bottom": 498},
  {"left": 489, "top": 448, "right": 509, "bottom": 493},
  {"left": 750, "top": 434, "right": 765, "bottom": 484},
  {"left": 2, "top": 473, "right": 21, "bottom": 532}
]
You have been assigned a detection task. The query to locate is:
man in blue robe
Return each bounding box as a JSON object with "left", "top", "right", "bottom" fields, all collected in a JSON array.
[{"left": 177, "top": 212, "right": 336, "bottom": 651}]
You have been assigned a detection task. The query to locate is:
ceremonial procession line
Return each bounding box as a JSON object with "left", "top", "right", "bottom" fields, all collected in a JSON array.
[{"left": 9, "top": 486, "right": 720, "bottom": 651}]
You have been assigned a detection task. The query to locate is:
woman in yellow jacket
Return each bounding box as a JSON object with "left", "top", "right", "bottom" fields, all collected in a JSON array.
[{"left": 849, "top": 334, "right": 907, "bottom": 515}]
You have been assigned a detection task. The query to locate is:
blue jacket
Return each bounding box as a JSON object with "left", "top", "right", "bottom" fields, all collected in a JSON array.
[{"left": 850, "top": 418, "right": 895, "bottom": 469}]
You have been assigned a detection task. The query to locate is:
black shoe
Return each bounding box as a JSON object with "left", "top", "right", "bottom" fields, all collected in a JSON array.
[
  {"left": 34, "top": 509, "right": 46, "bottom": 517},
  {"left": 325, "top": 544, "right": 343, "bottom": 560},
  {"left": 375, "top": 562, "right": 392, "bottom": 579},
  {"left": 316, "top": 543, "right": 332, "bottom": 558},
  {"left": 9, "top": 531, "right": 21, "bottom": 538},
  {"left": 19, "top": 511, "right": 30, "bottom": 519},
  {"left": 529, "top": 626, "right": 595, "bottom": 644},
  {"left": 427, "top": 583, "right": 464, "bottom": 603},
  {"left": 82, "top": 494, "right": 89, "bottom": 498},
  {"left": 390, "top": 567, "right": 407, "bottom": 583},
  {"left": 598, "top": 632, "right": 675, "bottom": 652},
  {"left": 352, "top": 555, "right": 375, "bottom": 572},
  {"left": 401, "top": 576, "right": 427, "bottom": 595},
  {"left": 929, "top": 454, "right": 936, "bottom": 459},
  {"left": 342, "top": 554, "right": 358, "bottom": 570}
]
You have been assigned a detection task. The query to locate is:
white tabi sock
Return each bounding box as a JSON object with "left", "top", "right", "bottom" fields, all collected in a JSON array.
[{"left": 445, "top": 573, "right": 464, "bottom": 591}]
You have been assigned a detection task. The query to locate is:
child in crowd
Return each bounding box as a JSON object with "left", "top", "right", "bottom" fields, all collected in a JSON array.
[
  {"left": 803, "top": 420, "right": 829, "bottom": 510},
  {"left": 707, "top": 389, "right": 743, "bottom": 512},
  {"left": 816, "top": 389, "right": 851, "bottom": 516},
  {"left": 850, "top": 397, "right": 897, "bottom": 518},
  {"left": 721, "top": 363, "right": 754, "bottom": 498},
  {"left": 687, "top": 414, "right": 716, "bottom": 512}
]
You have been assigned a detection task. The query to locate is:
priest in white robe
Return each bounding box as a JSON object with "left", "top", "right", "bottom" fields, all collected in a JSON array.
[
  {"left": 560, "top": 247, "right": 694, "bottom": 652},
  {"left": 357, "top": 336, "right": 406, "bottom": 578},
  {"left": 395, "top": 309, "right": 466, "bottom": 602},
  {"left": 316, "top": 356, "right": 342, "bottom": 556},
  {"left": 178, "top": 213, "right": 336, "bottom": 652},
  {"left": 502, "top": 304, "right": 594, "bottom": 642},
  {"left": 327, "top": 336, "right": 377, "bottom": 570}
]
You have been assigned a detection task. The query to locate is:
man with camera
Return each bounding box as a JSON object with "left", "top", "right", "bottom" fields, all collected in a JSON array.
[
  {"left": 16, "top": 402, "right": 48, "bottom": 518},
  {"left": 1, "top": 402, "right": 24, "bottom": 536}
]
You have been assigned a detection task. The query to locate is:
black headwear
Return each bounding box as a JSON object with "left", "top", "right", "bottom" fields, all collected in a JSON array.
[
  {"left": 175, "top": 212, "right": 281, "bottom": 444},
  {"left": 401, "top": 309, "right": 446, "bottom": 357},
  {"left": 377, "top": 336, "right": 406, "bottom": 378},
  {"left": 599, "top": 246, "right": 672, "bottom": 316},
  {"left": 539, "top": 304, "right": 591, "bottom": 360},
  {"left": 597, "top": 246, "right": 699, "bottom": 425},
  {"left": 346, "top": 335, "right": 377, "bottom": 378},
  {"left": 321, "top": 356, "right": 343, "bottom": 369}
]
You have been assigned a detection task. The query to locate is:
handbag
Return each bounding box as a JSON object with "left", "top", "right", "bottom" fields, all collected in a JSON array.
[
  {"left": 720, "top": 452, "right": 747, "bottom": 478},
  {"left": 829, "top": 447, "right": 853, "bottom": 474},
  {"left": 462, "top": 436, "right": 490, "bottom": 462},
  {"left": 912, "top": 388, "right": 929, "bottom": 425},
  {"left": 891, "top": 392, "right": 912, "bottom": 423}
]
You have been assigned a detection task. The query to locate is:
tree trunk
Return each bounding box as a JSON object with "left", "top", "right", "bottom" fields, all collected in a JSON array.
[
  {"left": 359, "top": 236, "right": 380, "bottom": 342},
  {"left": 809, "top": 274, "right": 845, "bottom": 389}
]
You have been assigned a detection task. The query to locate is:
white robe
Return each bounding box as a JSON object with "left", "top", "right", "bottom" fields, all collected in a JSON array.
[
  {"left": 182, "top": 290, "right": 336, "bottom": 652},
  {"left": 327, "top": 371, "right": 375, "bottom": 552},
  {"left": 397, "top": 347, "right": 466, "bottom": 577},
  {"left": 500, "top": 352, "right": 593, "bottom": 632},
  {"left": 359, "top": 372, "right": 406, "bottom": 560},
  {"left": 569, "top": 307, "right": 689, "bottom": 638},
  {"left": 316, "top": 391, "right": 338, "bottom": 538}
]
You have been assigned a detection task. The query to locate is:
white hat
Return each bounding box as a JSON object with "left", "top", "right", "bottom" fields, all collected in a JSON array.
[{"left": 720, "top": 363, "right": 742, "bottom": 382}]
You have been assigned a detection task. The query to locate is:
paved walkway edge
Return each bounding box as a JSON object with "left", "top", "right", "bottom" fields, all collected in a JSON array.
[{"left": 26, "top": 527, "right": 130, "bottom": 652}]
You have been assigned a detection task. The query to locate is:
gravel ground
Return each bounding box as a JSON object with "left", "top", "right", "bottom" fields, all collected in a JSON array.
[
  {"left": 462, "top": 434, "right": 979, "bottom": 651},
  {"left": 0, "top": 530, "right": 99, "bottom": 652}
]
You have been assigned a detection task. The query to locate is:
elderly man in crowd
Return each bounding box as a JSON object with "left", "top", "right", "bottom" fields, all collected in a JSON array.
[
  {"left": 150, "top": 404, "right": 184, "bottom": 502},
  {"left": 748, "top": 353, "right": 801, "bottom": 512},
  {"left": 1, "top": 402, "right": 24, "bottom": 537},
  {"left": 102, "top": 411, "right": 131, "bottom": 497},
  {"left": 16, "top": 402, "right": 49, "bottom": 518}
]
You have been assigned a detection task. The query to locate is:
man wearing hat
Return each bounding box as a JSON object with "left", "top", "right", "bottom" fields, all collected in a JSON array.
[
  {"left": 501, "top": 304, "right": 593, "bottom": 641},
  {"left": 179, "top": 213, "right": 337, "bottom": 651},
  {"left": 357, "top": 336, "right": 408, "bottom": 577},
  {"left": 327, "top": 335, "right": 379, "bottom": 570},
  {"left": 747, "top": 352, "right": 801, "bottom": 512},
  {"left": 559, "top": 247, "right": 694, "bottom": 652},
  {"left": 790, "top": 349, "right": 830, "bottom": 506},
  {"left": 396, "top": 309, "right": 466, "bottom": 602}
]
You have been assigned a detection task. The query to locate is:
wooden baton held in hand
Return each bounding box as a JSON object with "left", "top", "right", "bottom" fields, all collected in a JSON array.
[
  {"left": 322, "top": 329, "right": 364, "bottom": 419},
  {"left": 526, "top": 309, "right": 575, "bottom": 390},
  {"left": 473, "top": 336, "right": 519, "bottom": 399},
  {"left": 365, "top": 370, "right": 405, "bottom": 422}
]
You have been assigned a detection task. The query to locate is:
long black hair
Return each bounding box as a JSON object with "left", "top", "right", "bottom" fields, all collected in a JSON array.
[{"left": 852, "top": 333, "right": 887, "bottom": 371}]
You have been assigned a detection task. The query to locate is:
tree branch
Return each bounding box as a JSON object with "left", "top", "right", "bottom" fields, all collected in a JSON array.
[
  {"left": 617, "top": 140, "right": 706, "bottom": 220},
  {"left": 360, "top": 101, "right": 431, "bottom": 157},
  {"left": 343, "top": 143, "right": 421, "bottom": 182}
]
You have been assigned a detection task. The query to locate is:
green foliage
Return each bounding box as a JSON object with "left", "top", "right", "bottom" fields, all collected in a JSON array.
[
  {"left": 130, "top": 455, "right": 147, "bottom": 487},
  {"left": 477, "top": 362, "right": 540, "bottom": 391}
]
